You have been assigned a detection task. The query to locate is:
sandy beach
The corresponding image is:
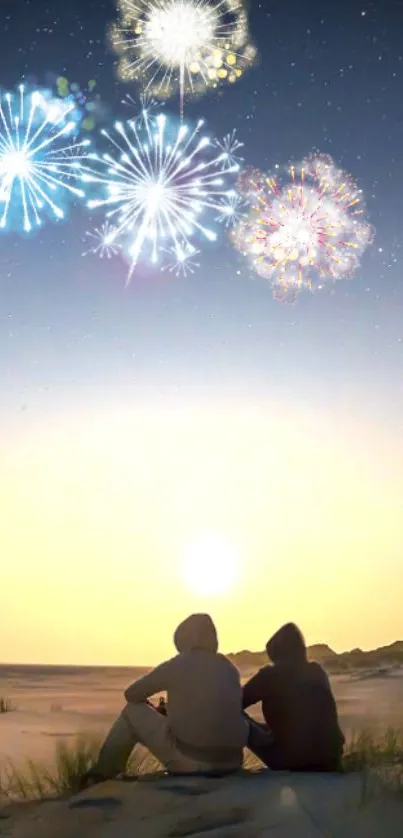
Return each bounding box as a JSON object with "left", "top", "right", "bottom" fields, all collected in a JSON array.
[{"left": 1, "top": 664, "right": 402, "bottom": 771}]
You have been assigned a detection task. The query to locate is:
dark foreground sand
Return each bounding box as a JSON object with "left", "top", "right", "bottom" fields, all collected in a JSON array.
[{"left": 1, "top": 764, "right": 403, "bottom": 838}]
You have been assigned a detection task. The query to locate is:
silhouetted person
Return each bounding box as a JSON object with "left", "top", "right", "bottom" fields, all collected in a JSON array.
[
  {"left": 243, "top": 623, "right": 345, "bottom": 771},
  {"left": 79, "top": 614, "right": 247, "bottom": 789}
]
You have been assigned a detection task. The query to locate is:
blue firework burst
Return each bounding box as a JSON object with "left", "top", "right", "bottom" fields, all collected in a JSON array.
[{"left": 0, "top": 85, "right": 91, "bottom": 233}]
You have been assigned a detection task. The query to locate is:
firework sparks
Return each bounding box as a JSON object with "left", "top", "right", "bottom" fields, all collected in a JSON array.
[
  {"left": 162, "top": 242, "right": 200, "bottom": 275},
  {"left": 55, "top": 76, "right": 106, "bottom": 132},
  {"left": 231, "top": 154, "right": 374, "bottom": 301},
  {"left": 214, "top": 129, "right": 244, "bottom": 169},
  {"left": 121, "top": 91, "right": 158, "bottom": 115},
  {"left": 121, "top": 91, "right": 159, "bottom": 128},
  {"left": 83, "top": 221, "right": 121, "bottom": 258},
  {"left": 83, "top": 112, "right": 241, "bottom": 281},
  {"left": 49, "top": 75, "right": 110, "bottom": 132},
  {"left": 109, "top": 0, "right": 256, "bottom": 117},
  {"left": 0, "top": 85, "right": 90, "bottom": 233},
  {"left": 216, "top": 189, "right": 245, "bottom": 227}
]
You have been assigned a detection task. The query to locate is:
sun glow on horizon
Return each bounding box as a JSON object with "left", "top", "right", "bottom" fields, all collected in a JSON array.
[{"left": 1, "top": 399, "right": 403, "bottom": 664}]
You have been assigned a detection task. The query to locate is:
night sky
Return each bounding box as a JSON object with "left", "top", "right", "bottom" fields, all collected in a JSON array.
[{"left": 1, "top": 0, "right": 403, "bottom": 452}]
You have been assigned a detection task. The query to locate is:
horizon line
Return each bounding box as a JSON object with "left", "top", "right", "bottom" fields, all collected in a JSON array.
[{"left": 1, "top": 638, "right": 402, "bottom": 670}]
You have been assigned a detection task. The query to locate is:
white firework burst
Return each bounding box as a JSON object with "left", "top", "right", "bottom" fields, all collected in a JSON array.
[
  {"left": 214, "top": 129, "right": 244, "bottom": 169},
  {"left": 0, "top": 85, "right": 90, "bottom": 233},
  {"left": 83, "top": 221, "right": 121, "bottom": 258},
  {"left": 232, "top": 155, "right": 375, "bottom": 301},
  {"left": 121, "top": 91, "right": 159, "bottom": 117},
  {"left": 83, "top": 112, "right": 240, "bottom": 281},
  {"left": 162, "top": 242, "right": 200, "bottom": 275},
  {"left": 216, "top": 189, "right": 245, "bottom": 227},
  {"left": 109, "top": 0, "right": 256, "bottom": 116}
]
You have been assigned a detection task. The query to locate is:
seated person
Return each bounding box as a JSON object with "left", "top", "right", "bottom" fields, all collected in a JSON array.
[
  {"left": 80, "top": 613, "right": 248, "bottom": 788},
  {"left": 243, "top": 622, "right": 345, "bottom": 771}
]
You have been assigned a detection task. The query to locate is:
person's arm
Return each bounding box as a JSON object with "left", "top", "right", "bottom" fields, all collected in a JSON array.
[
  {"left": 124, "top": 659, "right": 174, "bottom": 704},
  {"left": 242, "top": 667, "right": 271, "bottom": 709}
]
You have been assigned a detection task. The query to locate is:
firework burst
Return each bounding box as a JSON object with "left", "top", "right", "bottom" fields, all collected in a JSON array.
[
  {"left": 162, "top": 242, "right": 200, "bottom": 275},
  {"left": 83, "top": 111, "right": 241, "bottom": 280},
  {"left": 83, "top": 221, "right": 121, "bottom": 258},
  {"left": 214, "top": 129, "right": 244, "bottom": 169},
  {"left": 109, "top": 0, "right": 256, "bottom": 117},
  {"left": 231, "top": 154, "right": 374, "bottom": 302},
  {"left": 216, "top": 189, "right": 245, "bottom": 227},
  {"left": 121, "top": 91, "right": 158, "bottom": 115},
  {"left": 0, "top": 85, "right": 90, "bottom": 233}
]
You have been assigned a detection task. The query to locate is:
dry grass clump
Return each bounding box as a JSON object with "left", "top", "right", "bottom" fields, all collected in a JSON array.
[
  {"left": 0, "top": 698, "right": 15, "bottom": 714},
  {"left": 1, "top": 734, "right": 102, "bottom": 800},
  {"left": 342, "top": 727, "right": 403, "bottom": 799},
  {"left": 0, "top": 727, "right": 402, "bottom": 802}
]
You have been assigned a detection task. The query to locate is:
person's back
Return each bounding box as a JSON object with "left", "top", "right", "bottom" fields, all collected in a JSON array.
[
  {"left": 243, "top": 623, "right": 344, "bottom": 770},
  {"left": 164, "top": 615, "right": 247, "bottom": 761},
  {"left": 80, "top": 613, "right": 247, "bottom": 789}
]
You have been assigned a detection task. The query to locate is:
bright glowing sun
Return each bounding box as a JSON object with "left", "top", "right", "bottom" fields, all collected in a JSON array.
[{"left": 181, "top": 532, "right": 239, "bottom": 596}]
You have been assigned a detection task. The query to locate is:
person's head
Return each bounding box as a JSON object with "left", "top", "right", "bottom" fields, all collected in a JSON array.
[
  {"left": 174, "top": 613, "right": 218, "bottom": 654},
  {"left": 266, "top": 622, "right": 307, "bottom": 665}
]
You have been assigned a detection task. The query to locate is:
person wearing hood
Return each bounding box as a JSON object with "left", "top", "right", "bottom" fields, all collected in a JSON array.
[
  {"left": 79, "top": 614, "right": 248, "bottom": 788},
  {"left": 243, "top": 623, "right": 345, "bottom": 771}
]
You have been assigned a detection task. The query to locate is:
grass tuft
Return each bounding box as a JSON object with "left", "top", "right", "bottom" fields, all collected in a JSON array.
[
  {"left": 1, "top": 727, "right": 402, "bottom": 803},
  {"left": 0, "top": 698, "right": 16, "bottom": 714},
  {"left": 343, "top": 727, "right": 403, "bottom": 771},
  {"left": 342, "top": 727, "right": 403, "bottom": 801},
  {"left": 2, "top": 734, "right": 102, "bottom": 800}
]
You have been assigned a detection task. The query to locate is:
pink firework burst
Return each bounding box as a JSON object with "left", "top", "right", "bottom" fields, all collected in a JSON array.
[{"left": 232, "top": 154, "right": 374, "bottom": 302}]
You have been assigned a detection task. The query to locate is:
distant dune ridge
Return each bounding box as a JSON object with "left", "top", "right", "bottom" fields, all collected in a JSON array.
[
  {"left": 1, "top": 642, "right": 403, "bottom": 676},
  {"left": 228, "top": 640, "right": 403, "bottom": 672}
]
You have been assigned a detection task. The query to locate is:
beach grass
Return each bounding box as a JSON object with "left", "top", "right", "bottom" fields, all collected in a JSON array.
[
  {"left": 343, "top": 727, "right": 403, "bottom": 772},
  {"left": 0, "top": 697, "right": 15, "bottom": 714},
  {"left": 0, "top": 728, "right": 402, "bottom": 802},
  {"left": 1, "top": 734, "right": 102, "bottom": 800},
  {"left": 342, "top": 727, "right": 403, "bottom": 801}
]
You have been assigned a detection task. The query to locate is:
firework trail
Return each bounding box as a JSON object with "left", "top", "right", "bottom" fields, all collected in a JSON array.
[
  {"left": 232, "top": 154, "right": 374, "bottom": 302},
  {"left": 83, "top": 110, "right": 241, "bottom": 280},
  {"left": 109, "top": 0, "right": 256, "bottom": 118},
  {"left": 0, "top": 85, "right": 90, "bottom": 233}
]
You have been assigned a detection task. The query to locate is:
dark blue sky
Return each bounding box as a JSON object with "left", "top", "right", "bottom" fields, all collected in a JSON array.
[{"left": 1, "top": 0, "right": 402, "bottom": 424}]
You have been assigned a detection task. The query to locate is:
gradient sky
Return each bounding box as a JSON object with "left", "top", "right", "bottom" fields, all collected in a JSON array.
[{"left": 1, "top": 0, "right": 403, "bottom": 666}]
